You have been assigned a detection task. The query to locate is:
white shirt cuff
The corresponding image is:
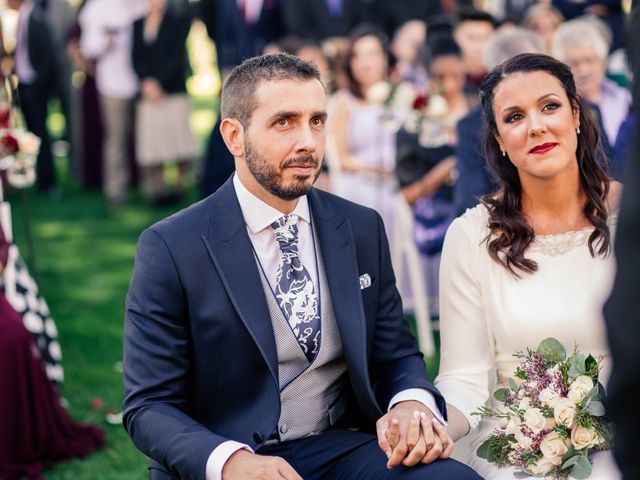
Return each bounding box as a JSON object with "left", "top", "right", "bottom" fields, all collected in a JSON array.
[
  {"left": 205, "top": 441, "right": 254, "bottom": 480},
  {"left": 388, "top": 388, "right": 447, "bottom": 426}
]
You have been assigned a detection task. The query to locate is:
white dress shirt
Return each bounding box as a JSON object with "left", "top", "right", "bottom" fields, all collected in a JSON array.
[
  {"left": 205, "top": 174, "right": 444, "bottom": 480},
  {"left": 78, "top": 0, "right": 147, "bottom": 99}
]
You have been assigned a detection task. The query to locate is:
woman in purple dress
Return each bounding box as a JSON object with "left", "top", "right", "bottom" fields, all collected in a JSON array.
[{"left": 0, "top": 223, "right": 105, "bottom": 479}]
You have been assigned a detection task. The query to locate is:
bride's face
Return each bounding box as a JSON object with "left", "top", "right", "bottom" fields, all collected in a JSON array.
[{"left": 492, "top": 70, "right": 581, "bottom": 183}]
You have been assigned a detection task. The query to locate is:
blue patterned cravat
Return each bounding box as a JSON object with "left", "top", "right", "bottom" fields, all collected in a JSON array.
[{"left": 271, "top": 215, "right": 321, "bottom": 361}]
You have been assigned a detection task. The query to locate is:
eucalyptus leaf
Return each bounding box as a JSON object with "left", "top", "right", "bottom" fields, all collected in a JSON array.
[
  {"left": 494, "top": 388, "right": 509, "bottom": 402},
  {"left": 568, "top": 354, "right": 587, "bottom": 380},
  {"left": 562, "top": 455, "right": 580, "bottom": 470},
  {"left": 562, "top": 448, "right": 579, "bottom": 464},
  {"left": 477, "top": 439, "right": 493, "bottom": 460},
  {"left": 571, "top": 455, "right": 593, "bottom": 479},
  {"left": 514, "top": 472, "right": 532, "bottom": 478},
  {"left": 585, "top": 354, "right": 598, "bottom": 372},
  {"left": 580, "top": 386, "right": 600, "bottom": 408},
  {"left": 585, "top": 400, "right": 605, "bottom": 416},
  {"left": 509, "top": 378, "right": 520, "bottom": 392},
  {"left": 538, "top": 338, "right": 566, "bottom": 363}
]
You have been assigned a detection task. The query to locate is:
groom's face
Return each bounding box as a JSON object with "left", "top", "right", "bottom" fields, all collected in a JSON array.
[{"left": 240, "top": 78, "right": 327, "bottom": 202}]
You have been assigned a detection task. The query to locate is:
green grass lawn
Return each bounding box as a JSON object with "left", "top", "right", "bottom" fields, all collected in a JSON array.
[{"left": 9, "top": 183, "right": 197, "bottom": 479}]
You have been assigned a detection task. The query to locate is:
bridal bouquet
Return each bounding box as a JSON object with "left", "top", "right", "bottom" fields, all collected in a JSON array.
[{"left": 474, "top": 338, "right": 610, "bottom": 479}]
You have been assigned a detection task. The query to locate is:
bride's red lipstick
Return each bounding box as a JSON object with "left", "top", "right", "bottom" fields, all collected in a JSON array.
[{"left": 529, "top": 143, "right": 557, "bottom": 154}]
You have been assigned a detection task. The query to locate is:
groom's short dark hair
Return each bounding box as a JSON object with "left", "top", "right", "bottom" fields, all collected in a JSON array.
[{"left": 221, "top": 53, "right": 323, "bottom": 129}]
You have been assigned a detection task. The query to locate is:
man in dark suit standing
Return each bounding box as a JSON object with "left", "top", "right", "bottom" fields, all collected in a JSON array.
[
  {"left": 604, "top": 3, "right": 640, "bottom": 479},
  {"left": 198, "top": 0, "right": 286, "bottom": 198},
  {"left": 9, "top": 0, "right": 57, "bottom": 192},
  {"left": 281, "top": 0, "right": 364, "bottom": 42},
  {"left": 123, "top": 54, "right": 482, "bottom": 480}
]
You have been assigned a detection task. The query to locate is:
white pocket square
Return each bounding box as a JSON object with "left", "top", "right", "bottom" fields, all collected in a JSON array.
[{"left": 359, "top": 273, "right": 372, "bottom": 290}]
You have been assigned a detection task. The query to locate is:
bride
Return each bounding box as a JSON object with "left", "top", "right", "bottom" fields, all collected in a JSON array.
[{"left": 435, "top": 53, "right": 621, "bottom": 479}]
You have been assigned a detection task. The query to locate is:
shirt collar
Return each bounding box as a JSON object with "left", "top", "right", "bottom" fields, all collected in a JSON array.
[{"left": 233, "top": 173, "right": 311, "bottom": 235}]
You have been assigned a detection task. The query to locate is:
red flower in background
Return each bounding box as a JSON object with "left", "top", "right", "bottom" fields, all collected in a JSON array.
[
  {"left": 412, "top": 94, "right": 428, "bottom": 110},
  {"left": 1, "top": 131, "right": 19, "bottom": 154},
  {"left": 0, "top": 105, "right": 10, "bottom": 129}
]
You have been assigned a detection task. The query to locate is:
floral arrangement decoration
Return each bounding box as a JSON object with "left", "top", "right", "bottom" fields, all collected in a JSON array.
[{"left": 474, "top": 337, "right": 610, "bottom": 479}]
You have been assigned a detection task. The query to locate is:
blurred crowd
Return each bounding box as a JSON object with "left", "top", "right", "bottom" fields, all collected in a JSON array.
[
  {"left": 0, "top": 0, "right": 635, "bottom": 301},
  {"left": 0, "top": 0, "right": 636, "bottom": 476}
]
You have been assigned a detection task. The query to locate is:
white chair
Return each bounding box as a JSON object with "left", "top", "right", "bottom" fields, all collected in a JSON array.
[{"left": 391, "top": 195, "right": 435, "bottom": 357}]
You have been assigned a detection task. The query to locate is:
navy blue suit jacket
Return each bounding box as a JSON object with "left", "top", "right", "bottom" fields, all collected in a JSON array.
[{"left": 123, "top": 177, "right": 445, "bottom": 479}]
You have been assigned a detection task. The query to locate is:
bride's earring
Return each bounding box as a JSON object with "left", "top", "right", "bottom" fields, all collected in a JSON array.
[
  {"left": 501, "top": 151, "right": 506, "bottom": 157},
  {"left": 576, "top": 126, "right": 581, "bottom": 135}
]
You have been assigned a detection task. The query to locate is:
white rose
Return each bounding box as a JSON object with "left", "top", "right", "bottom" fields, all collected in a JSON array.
[
  {"left": 366, "top": 81, "right": 391, "bottom": 104},
  {"left": 528, "top": 456, "right": 558, "bottom": 476},
  {"left": 524, "top": 408, "right": 547, "bottom": 432},
  {"left": 568, "top": 375, "right": 594, "bottom": 404},
  {"left": 554, "top": 398, "right": 577, "bottom": 427},
  {"left": 391, "top": 83, "right": 417, "bottom": 111},
  {"left": 16, "top": 131, "right": 41, "bottom": 156},
  {"left": 547, "top": 365, "right": 561, "bottom": 377},
  {"left": 571, "top": 425, "right": 600, "bottom": 450},
  {"left": 514, "top": 427, "right": 533, "bottom": 450},
  {"left": 519, "top": 397, "right": 532, "bottom": 411},
  {"left": 425, "top": 93, "right": 448, "bottom": 117},
  {"left": 540, "top": 432, "right": 569, "bottom": 462},
  {"left": 505, "top": 417, "right": 520, "bottom": 436},
  {"left": 539, "top": 387, "right": 561, "bottom": 407}
]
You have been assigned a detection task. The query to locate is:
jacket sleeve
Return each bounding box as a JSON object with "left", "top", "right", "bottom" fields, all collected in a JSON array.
[
  {"left": 123, "top": 228, "right": 229, "bottom": 480},
  {"left": 367, "top": 212, "right": 447, "bottom": 419}
]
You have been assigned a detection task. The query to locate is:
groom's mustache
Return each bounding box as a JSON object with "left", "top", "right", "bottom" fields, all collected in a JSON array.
[{"left": 282, "top": 155, "right": 319, "bottom": 169}]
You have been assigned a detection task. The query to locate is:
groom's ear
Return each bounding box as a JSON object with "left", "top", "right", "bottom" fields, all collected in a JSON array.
[{"left": 220, "top": 118, "right": 245, "bottom": 158}]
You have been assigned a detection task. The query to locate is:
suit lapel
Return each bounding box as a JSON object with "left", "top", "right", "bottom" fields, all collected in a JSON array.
[
  {"left": 200, "top": 179, "right": 279, "bottom": 385},
  {"left": 309, "top": 190, "right": 368, "bottom": 382}
]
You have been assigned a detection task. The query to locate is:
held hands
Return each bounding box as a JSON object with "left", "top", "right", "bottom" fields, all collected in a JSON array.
[
  {"left": 376, "top": 400, "right": 454, "bottom": 469},
  {"left": 221, "top": 449, "right": 302, "bottom": 480}
]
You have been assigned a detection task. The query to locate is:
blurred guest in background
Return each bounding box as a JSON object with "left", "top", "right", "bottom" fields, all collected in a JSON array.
[
  {"left": 0, "top": 220, "right": 105, "bottom": 479},
  {"left": 453, "top": 7, "right": 496, "bottom": 99},
  {"left": 79, "top": 0, "right": 148, "bottom": 206},
  {"left": 132, "top": 0, "right": 198, "bottom": 205},
  {"left": 67, "top": 0, "right": 103, "bottom": 190},
  {"left": 454, "top": 28, "right": 544, "bottom": 215},
  {"left": 368, "top": 0, "right": 443, "bottom": 41},
  {"left": 395, "top": 36, "right": 468, "bottom": 313},
  {"left": 521, "top": 3, "right": 564, "bottom": 54},
  {"left": 389, "top": 19, "right": 427, "bottom": 89},
  {"left": 328, "top": 25, "right": 398, "bottom": 242},
  {"left": 8, "top": 0, "right": 58, "bottom": 193},
  {"left": 553, "top": 18, "right": 631, "bottom": 149},
  {"left": 198, "top": 0, "right": 285, "bottom": 198},
  {"left": 281, "top": 0, "right": 364, "bottom": 42},
  {"left": 552, "top": 0, "right": 626, "bottom": 50}
]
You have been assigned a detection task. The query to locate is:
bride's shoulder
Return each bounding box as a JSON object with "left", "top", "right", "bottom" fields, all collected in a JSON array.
[
  {"left": 457, "top": 203, "right": 490, "bottom": 230},
  {"left": 445, "top": 204, "right": 490, "bottom": 246}
]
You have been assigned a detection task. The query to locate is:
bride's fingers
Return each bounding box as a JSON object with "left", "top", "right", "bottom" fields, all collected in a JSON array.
[{"left": 432, "top": 418, "right": 454, "bottom": 458}]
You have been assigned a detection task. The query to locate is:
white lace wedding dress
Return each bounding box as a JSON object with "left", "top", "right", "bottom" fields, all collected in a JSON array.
[{"left": 435, "top": 204, "right": 620, "bottom": 479}]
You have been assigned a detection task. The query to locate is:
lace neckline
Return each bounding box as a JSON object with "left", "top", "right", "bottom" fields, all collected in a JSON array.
[{"left": 529, "top": 212, "right": 618, "bottom": 256}]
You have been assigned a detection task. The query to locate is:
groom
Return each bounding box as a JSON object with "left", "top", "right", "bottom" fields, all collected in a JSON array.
[{"left": 123, "top": 53, "right": 481, "bottom": 480}]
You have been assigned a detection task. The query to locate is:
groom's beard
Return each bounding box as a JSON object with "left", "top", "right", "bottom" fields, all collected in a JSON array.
[{"left": 244, "top": 141, "right": 321, "bottom": 201}]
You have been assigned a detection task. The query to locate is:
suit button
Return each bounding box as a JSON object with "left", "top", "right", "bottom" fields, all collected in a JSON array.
[
  {"left": 279, "top": 424, "right": 288, "bottom": 434},
  {"left": 253, "top": 432, "right": 264, "bottom": 443}
]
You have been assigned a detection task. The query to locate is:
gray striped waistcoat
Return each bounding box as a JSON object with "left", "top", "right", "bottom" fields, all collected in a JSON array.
[{"left": 256, "top": 230, "right": 349, "bottom": 442}]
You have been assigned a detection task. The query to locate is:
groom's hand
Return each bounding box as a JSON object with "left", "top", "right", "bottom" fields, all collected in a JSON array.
[
  {"left": 222, "top": 450, "right": 302, "bottom": 480},
  {"left": 376, "top": 400, "right": 454, "bottom": 469}
]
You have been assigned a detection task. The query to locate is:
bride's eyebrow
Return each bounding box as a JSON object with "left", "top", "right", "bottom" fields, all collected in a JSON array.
[{"left": 500, "top": 93, "right": 562, "bottom": 114}]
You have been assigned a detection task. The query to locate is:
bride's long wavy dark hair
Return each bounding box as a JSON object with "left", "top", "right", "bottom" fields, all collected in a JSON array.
[{"left": 479, "top": 53, "right": 611, "bottom": 275}]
